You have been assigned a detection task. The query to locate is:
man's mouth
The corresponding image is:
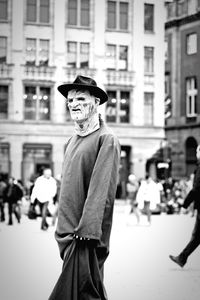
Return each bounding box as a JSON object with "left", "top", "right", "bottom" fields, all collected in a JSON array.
[{"left": 72, "top": 108, "right": 81, "bottom": 112}]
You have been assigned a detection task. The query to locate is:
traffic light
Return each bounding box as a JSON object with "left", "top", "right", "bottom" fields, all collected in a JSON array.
[{"left": 165, "top": 96, "right": 172, "bottom": 119}]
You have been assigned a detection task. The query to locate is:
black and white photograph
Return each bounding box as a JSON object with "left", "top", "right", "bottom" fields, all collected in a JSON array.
[{"left": 0, "top": 0, "right": 200, "bottom": 299}]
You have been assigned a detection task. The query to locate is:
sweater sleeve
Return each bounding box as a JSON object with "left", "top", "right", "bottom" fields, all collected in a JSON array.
[{"left": 74, "top": 134, "right": 120, "bottom": 240}]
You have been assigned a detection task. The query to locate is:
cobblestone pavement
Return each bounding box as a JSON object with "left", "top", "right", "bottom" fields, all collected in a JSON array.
[{"left": 0, "top": 201, "right": 200, "bottom": 300}]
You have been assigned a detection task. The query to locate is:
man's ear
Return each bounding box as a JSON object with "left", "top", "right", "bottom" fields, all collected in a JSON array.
[{"left": 95, "top": 97, "right": 100, "bottom": 105}]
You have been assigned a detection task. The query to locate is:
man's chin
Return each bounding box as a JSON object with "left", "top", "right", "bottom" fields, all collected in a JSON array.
[{"left": 71, "top": 115, "right": 87, "bottom": 123}]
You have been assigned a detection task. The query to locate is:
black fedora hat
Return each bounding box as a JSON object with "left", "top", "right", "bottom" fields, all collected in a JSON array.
[{"left": 57, "top": 75, "right": 108, "bottom": 105}]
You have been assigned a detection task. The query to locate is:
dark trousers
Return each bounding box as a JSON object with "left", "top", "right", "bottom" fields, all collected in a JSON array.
[
  {"left": 144, "top": 200, "right": 151, "bottom": 223},
  {"left": 179, "top": 212, "right": 200, "bottom": 261},
  {"left": 0, "top": 198, "right": 5, "bottom": 221},
  {"left": 8, "top": 202, "right": 21, "bottom": 225},
  {"left": 38, "top": 201, "right": 49, "bottom": 229}
]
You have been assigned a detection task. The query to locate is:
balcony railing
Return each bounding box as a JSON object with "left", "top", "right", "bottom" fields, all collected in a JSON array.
[
  {"left": 23, "top": 65, "right": 56, "bottom": 80},
  {"left": 0, "top": 64, "right": 14, "bottom": 78},
  {"left": 105, "top": 70, "right": 135, "bottom": 86},
  {"left": 63, "top": 68, "right": 96, "bottom": 82}
]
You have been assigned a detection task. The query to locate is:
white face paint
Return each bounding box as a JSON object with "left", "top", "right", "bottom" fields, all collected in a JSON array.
[{"left": 67, "top": 89, "right": 99, "bottom": 123}]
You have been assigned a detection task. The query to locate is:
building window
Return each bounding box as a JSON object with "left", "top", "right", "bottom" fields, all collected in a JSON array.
[
  {"left": 0, "top": 85, "right": 8, "bottom": 119},
  {"left": 26, "top": 38, "right": 49, "bottom": 66},
  {"left": 67, "top": 0, "right": 90, "bottom": 27},
  {"left": 186, "top": 33, "right": 197, "bottom": 55},
  {"left": 119, "top": 45, "right": 128, "bottom": 70},
  {"left": 26, "top": 38, "right": 36, "bottom": 65},
  {"left": 106, "top": 90, "right": 130, "bottom": 123},
  {"left": 106, "top": 44, "right": 128, "bottom": 70},
  {"left": 144, "top": 3, "right": 154, "bottom": 32},
  {"left": 0, "top": 0, "right": 8, "bottom": 21},
  {"left": 81, "top": 0, "right": 90, "bottom": 26},
  {"left": 39, "top": 39, "right": 49, "bottom": 65},
  {"left": 177, "top": 0, "right": 188, "bottom": 16},
  {"left": 0, "top": 143, "right": 10, "bottom": 179},
  {"left": 0, "top": 37, "right": 7, "bottom": 63},
  {"left": 80, "top": 42, "right": 89, "bottom": 68},
  {"left": 144, "top": 92, "right": 154, "bottom": 125},
  {"left": 120, "top": 2, "right": 128, "bottom": 30},
  {"left": 67, "top": 42, "right": 77, "bottom": 68},
  {"left": 107, "top": 0, "right": 129, "bottom": 31},
  {"left": 24, "top": 85, "right": 51, "bottom": 120},
  {"left": 144, "top": 46, "right": 154, "bottom": 73},
  {"left": 186, "top": 77, "right": 197, "bottom": 117},
  {"left": 26, "top": 0, "right": 50, "bottom": 23},
  {"left": 106, "top": 44, "right": 116, "bottom": 69},
  {"left": 67, "top": 41, "right": 89, "bottom": 68},
  {"left": 188, "top": 0, "right": 196, "bottom": 15}
]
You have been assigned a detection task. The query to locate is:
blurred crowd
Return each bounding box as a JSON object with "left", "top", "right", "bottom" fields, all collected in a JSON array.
[
  {"left": 0, "top": 168, "right": 61, "bottom": 230},
  {"left": 126, "top": 173, "right": 196, "bottom": 225},
  {"left": 0, "top": 170, "right": 196, "bottom": 229}
]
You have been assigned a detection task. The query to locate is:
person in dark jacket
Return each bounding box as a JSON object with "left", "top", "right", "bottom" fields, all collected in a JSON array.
[
  {"left": 4, "top": 177, "right": 23, "bottom": 225},
  {"left": 169, "top": 144, "right": 200, "bottom": 267},
  {"left": 49, "top": 75, "right": 121, "bottom": 300},
  {"left": 0, "top": 176, "right": 7, "bottom": 222}
]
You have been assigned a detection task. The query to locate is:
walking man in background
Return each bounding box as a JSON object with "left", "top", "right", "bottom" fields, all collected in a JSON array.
[
  {"left": 4, "top": 177, "right": 23, "bottom": 225},
  {"left": 31, "top": 168, "right": 57, "bottom": 230},
  {"left": 49, "top": 75, "right": 121, "bottom": 300},
  {"left": 169, "top": 144, "right": 200, "bottom": 267}
]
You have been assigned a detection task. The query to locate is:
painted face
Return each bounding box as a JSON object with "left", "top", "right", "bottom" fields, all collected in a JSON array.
[{"left": 67, "top": 89, "right": 99, "bottom": 123}]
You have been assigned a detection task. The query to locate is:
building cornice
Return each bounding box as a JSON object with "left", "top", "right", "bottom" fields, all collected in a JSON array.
[
  {"left": 165, "top": 11, "right": 200, "bottom": 29},
  {"left": 165, "top": 122, "right": 200, "bottom": 131}
]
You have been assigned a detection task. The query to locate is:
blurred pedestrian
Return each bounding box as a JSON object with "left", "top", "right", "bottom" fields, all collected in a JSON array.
[
  {"left": 30, "top": 168, "right": 57, "bottom": 230},
  {"left": 0, "top": 176, "right": 7, "bottom": 222},
  {"left": 4, "top": 177, "right": 23, "bottom": 225},
  {"left": 136, "top": 175, "right": 160, "bottom": 224},
  {"left": 169, "top": 144, "right": 200, "bottom": 268},
  {"left": 126, "top": 174, "right": 140, "bottom": 224},
  {"left": 49, "top": 75, "right": 120, "bottom": 300}
]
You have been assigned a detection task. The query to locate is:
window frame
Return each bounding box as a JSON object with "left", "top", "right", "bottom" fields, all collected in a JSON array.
[
  {"left": 106, "top": 43, "right": 128, "bottom": 70},
  {"left": 186, "top": 77, "right": 197, "bottom": 118},
  {"left": 106, "top": 89, "right": 130, "bottom": 123},
  {"left": 23, "top": 84, "right": 51, "bottom": 121},
  {"left": 144, "top": 92, "right": 154, "bottom": 125},
  {"left": 26, "top": 0, "right": 50, "bottom": 24},
  {"left": 66, "top": 41, "right": 90, "bottom": 68},
  {"left": 0, "top": 0, "right": 8, "bottom": 21},
  {"left": 186, "top": 32, "right": 197, "bottom": 55},
  {"left": 0, "top": 84, "right": 9, "bottom": 119},
  {"left": 144, "top": 46, "right": 154, "bottom": 74},
  {"left": 144, "top": 3, "right": 154, "bottom": 33},
  {"left": 25, "top": 38, "right": 50, "bottom": 66},
  {"left": 0, "top": 36, "right": 7, "bottom": 63},
  {"left": 107, "top": 0, "right": 129, "bottom": 31},
  {"left": 67, "top": 0, "right": 90, "bottom": 28}
]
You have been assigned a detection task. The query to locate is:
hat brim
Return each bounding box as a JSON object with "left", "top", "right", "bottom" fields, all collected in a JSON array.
[{"left": 57, "top": 83, "right": 108, "bottom": 105}]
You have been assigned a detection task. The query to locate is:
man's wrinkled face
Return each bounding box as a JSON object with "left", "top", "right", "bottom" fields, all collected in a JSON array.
[{"left": 67, "top": 89, "right": 99, "bottom": 123}]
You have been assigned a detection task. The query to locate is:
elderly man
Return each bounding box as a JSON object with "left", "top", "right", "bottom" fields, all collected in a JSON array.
[
  {"left": 49, "top": 75, "right": 120, "bottom": 300},
  {"left": 169, "top": 144, "right": 200, "bottom": 268}
]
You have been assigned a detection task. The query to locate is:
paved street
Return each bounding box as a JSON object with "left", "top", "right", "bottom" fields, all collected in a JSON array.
[{"left": 0, "top": 201, "right": 200, "bottom": 300}]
